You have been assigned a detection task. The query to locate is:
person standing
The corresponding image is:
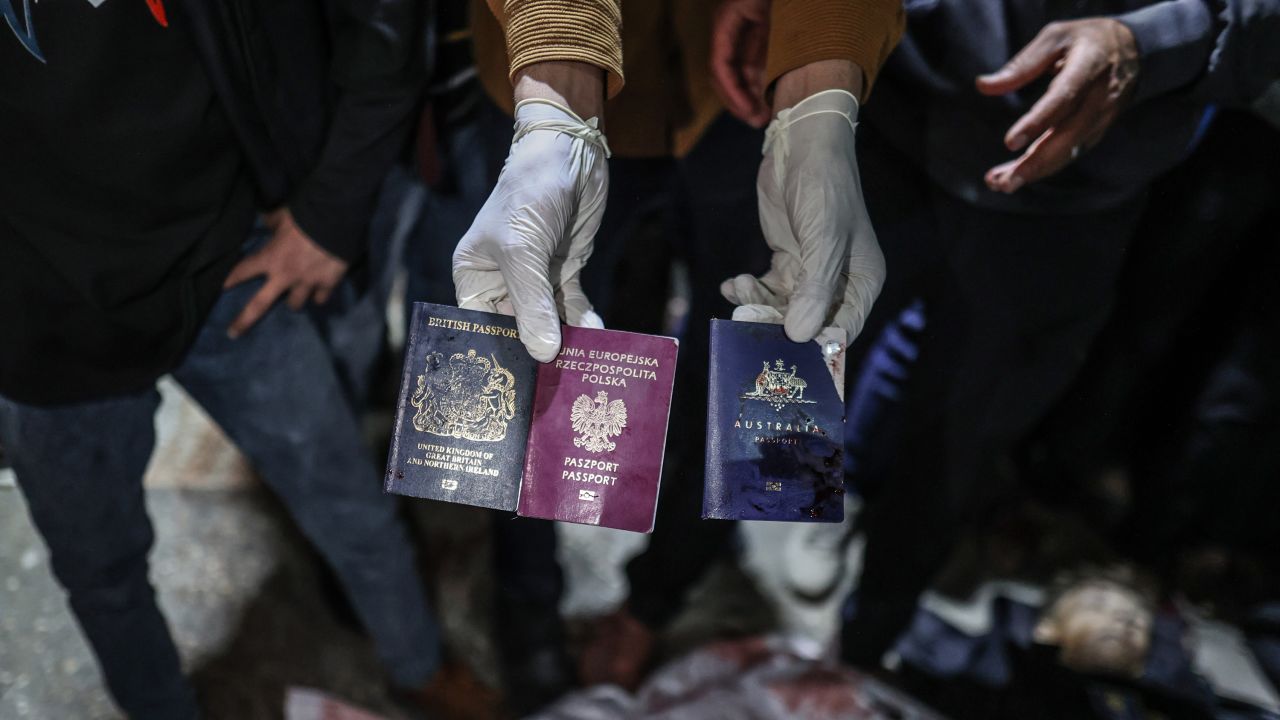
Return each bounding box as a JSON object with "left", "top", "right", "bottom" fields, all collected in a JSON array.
[
  {"left": 0, "top": 1, "right": 492, "bottom": 717},
  {"left": 713, "top": 0, "right": 1280, "bottom": 668}
]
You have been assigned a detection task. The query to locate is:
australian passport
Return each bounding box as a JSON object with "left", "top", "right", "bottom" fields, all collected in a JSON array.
[
  {"left": 384, "top": 303, "right": 536, "bottom": 511},
  {"left": 703, "top": 319, "right": 847, "bottom": 522},
  {"left": 517, "top": 326, "right": 679, "bottom": 533}
]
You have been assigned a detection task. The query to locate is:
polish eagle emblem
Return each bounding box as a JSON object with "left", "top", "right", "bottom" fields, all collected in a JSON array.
[
  {"left": 411, "top": 349, "right": 517, "bottom": 442},
  {"left": 570, "top": 391, "right": 628, "bottom": 453}
]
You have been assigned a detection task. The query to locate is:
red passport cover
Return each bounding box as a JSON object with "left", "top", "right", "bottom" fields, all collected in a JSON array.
[{"left": 516, "top": 326, "right": 679, "bottom": 533}]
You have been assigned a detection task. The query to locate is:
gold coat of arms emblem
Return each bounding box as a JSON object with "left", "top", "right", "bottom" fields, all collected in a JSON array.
[
  {"left": 570, "top": 391, "right": 628, "bottom": 453},
  {"left": 742, "top": 359, "right": 816, "bottom": 411},
  {"left": 411, "top": 349, "right": 517, "bottom": 441}
]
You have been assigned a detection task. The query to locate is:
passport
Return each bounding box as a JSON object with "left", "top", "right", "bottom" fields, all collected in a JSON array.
[
  {"left": 517, "top": 326, "right": 679, "bottom": 533},
  {"left": 703, "top": 319, "right": 847, "bottom": 522},
  {"left": 384, "top": 303, "right": 536, "bottom": 511}
]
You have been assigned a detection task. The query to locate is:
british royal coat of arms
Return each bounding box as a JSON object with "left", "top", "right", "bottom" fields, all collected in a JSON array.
[
  {"left": 411, "top": 349, "right": 517, "bottom": 441},
  {"left": 742, "top": 359, "right": 816, "bottom": 411},
  {"left": 570, "top": 391, "right": 628, "bottom": 453}
]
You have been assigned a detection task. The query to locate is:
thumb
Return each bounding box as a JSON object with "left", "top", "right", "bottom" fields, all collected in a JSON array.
[
  {"left": 732, "top": 304, "right": 786, "bottom": 325},
  {"left": 559, "top": 277, "right": 604, "bottom": 329}
]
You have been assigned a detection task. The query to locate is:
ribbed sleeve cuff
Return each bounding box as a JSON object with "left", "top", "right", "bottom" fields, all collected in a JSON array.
[
  {"left": 764, "top": 0, "right": 905, "bottom": 101},
  {"left": 1116, "top": 0, "right": 1215, "bottom": 102},
  {"left": 504, "top": 0, "right": 625, "bottom": 98}
]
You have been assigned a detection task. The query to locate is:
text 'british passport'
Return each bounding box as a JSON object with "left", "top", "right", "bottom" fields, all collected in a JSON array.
[
  {"left": 703, "top": 319, "right": 847, "bottom": 522},
  {"left": 385, "top": 303, "right": 536, "bottom": 511},
  {"left": 517, "top": 326, "right": 679, "bottom": 533}
]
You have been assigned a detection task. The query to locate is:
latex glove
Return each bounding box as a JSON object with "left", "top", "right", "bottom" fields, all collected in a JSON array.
[
  {"left": 452, "top": 99, "right": 610, "bottom": 362},
  {"left": 722, "top": 89, "right": 884, "bottom": 344}
]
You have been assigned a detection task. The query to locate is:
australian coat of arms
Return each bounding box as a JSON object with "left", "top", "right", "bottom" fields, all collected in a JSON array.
[
  {"left": 411, "top": 349, "right": 517, "bottom": 441},
  {"left": 742, "top": 359, "right": 816, "bottom": 411},
  {"left": 570, "top": 391, "right": 628, "bottom": 453}
]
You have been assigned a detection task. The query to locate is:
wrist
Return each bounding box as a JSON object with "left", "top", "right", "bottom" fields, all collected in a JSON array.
[
  {"left": 773, "top": 60, "right": 863, "bottom": 115},
  {"left": 515, "top": 61, "right": 606, "bottom": 122}
]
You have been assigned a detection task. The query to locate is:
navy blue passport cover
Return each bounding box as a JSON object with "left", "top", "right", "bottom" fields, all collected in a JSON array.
[
  {"left": 703, "top": 319, "right": 846, "bottom": 522},
  {"left": 384, "top": 303, "right": 536, "bottom": 511}
]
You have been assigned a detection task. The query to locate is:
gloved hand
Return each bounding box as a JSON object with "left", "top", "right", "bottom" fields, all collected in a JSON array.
[
  {"left": 452, "top": 99, "right": 610, "bottom": 362},
  {"left": 722, "top": 89, "right": 884, "bottom": 344}
]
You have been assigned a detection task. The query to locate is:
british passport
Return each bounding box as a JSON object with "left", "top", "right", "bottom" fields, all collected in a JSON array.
[
  {"left": 703, "top": 319, "right": 847, "bottom": 522},
  {"left": 517, "top": 326, "right": 679, "bottom": 533},
  {"left": 384, "top": 303, "right": 536, "bottom": 511}
]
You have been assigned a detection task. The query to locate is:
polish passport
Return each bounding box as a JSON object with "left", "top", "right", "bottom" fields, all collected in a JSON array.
[
  {"left": 517, "top": 326, "right": 679, "bottom": 533},
  {"left": 703, "top": 319, "right": 847, "bottom": 522},
  {"left": 384, "top": 303, "right": 536, "bottom": 511}
]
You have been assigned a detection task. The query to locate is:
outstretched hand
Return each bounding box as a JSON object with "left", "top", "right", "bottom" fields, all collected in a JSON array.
[{"left": 977, "top": 18, "right": 1139, "bottom": 192}]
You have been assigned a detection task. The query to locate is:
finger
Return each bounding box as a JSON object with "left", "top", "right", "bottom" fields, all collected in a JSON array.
[
  {"left": 227, "top": 279, "right": 285, "bottom": 338},
  {"left": 740, "top": 18, "right": 772, "bottom": 127},
  {"left": 731, "top": 304, "right": 786, "bottom": 325},
  {"left": 287, "top": 284, "right": 311, "bottom": 311},
  {"left": 498, "top": 246, "right": 562, "bottom": 363},
  {"left": 976, "top": 24, "right": 1067, "bottom": 97},
  {"left": 1002, "top": 49, "right": 1096, "bottom": 151},
  {"left": 312, "top": 284, "right": 334, "bottom": 306},
  {"left": 223, "top": 252, "right": 269, "bottom": 289},
  {"left": 987, "top": 92, "right": 1103, "bottom": 192},
  {"left": 720, "top": 273, "right": 786, "bottom": 308},
  {"left": 558, "top": 278, "right": 604, "bottom": 329},
  {"left": 831, "top": 223, "right": 886, "bottom": 343},
  {"left": 710, "top": 8, "right": 767, "bottom": 126}
]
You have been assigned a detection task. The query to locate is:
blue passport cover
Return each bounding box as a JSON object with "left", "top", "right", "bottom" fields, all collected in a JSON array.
[
  {"left": 384, "top": 303, "right": 536, "bottom": 511},
  {"left": 703, "top": 319, "right": 846, "bottom": 522}
]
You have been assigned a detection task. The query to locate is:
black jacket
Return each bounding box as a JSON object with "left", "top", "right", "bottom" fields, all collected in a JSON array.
[
  {"left": 182, "top": 0, "right": 428, "bottom": 263},
  {"left": 0, "top": 0, "right": 427, "bottom": 406}
]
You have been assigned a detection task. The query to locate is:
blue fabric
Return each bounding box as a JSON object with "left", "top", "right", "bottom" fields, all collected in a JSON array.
[
  {"left": 0, "top": 235, "right": 443, "bottom": 717},
  {"left": 843, "top": 299, "right": 926, "bottom": 492},
  {"left": 1118, "top": 0, "right": 1216, "bottom": 101},
  {"left": 895, "top": 596, "right": 1040, "bottom": 687}
]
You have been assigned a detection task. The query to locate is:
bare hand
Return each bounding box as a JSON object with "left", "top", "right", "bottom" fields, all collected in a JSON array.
[
  {"left": 977, "top": 18, "right": 1139, "bottom": 193},
  {"left": 222, "top": 208, "right": 348, "bottom": 338},
  {"left": 710, "top": 0, "right": 771, "bottom": 128}
]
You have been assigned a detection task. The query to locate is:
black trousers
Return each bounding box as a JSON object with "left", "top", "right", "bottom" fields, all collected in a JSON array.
[
  {"left": 840, "top": 126, "right": 1146, "bottom": 662},
  {"left": 616, "top": 116, "right": 771, "bottom": 630}
]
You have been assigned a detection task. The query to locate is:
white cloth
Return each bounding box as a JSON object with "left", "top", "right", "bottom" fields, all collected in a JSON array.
[
  {"left": 722, "top": 89, "right": 885, "bottom": 344},
  {"left": 453, "top": 99, "right": 610, "bottom": 362}
]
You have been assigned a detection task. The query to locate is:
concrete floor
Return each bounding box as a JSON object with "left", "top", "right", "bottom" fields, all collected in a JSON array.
[{"left": 0, "top": 380, "right": 860, "bottom": 719}]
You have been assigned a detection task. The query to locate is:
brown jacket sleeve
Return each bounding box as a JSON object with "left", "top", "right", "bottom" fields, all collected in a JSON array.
[
  {"left": 764, "top": 0, "right": 906, "bottom": 100},
  {"left": 485, "top": 0, "right": 625, "bottom": 98}
]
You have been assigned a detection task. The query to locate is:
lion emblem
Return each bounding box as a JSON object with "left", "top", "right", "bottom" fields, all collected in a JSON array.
[
  {"left": 570, "top": 391, "right": 628, "bottom": 453},
  {"left": 411, "top": 349, "right": 517, "bottom": 442}
]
